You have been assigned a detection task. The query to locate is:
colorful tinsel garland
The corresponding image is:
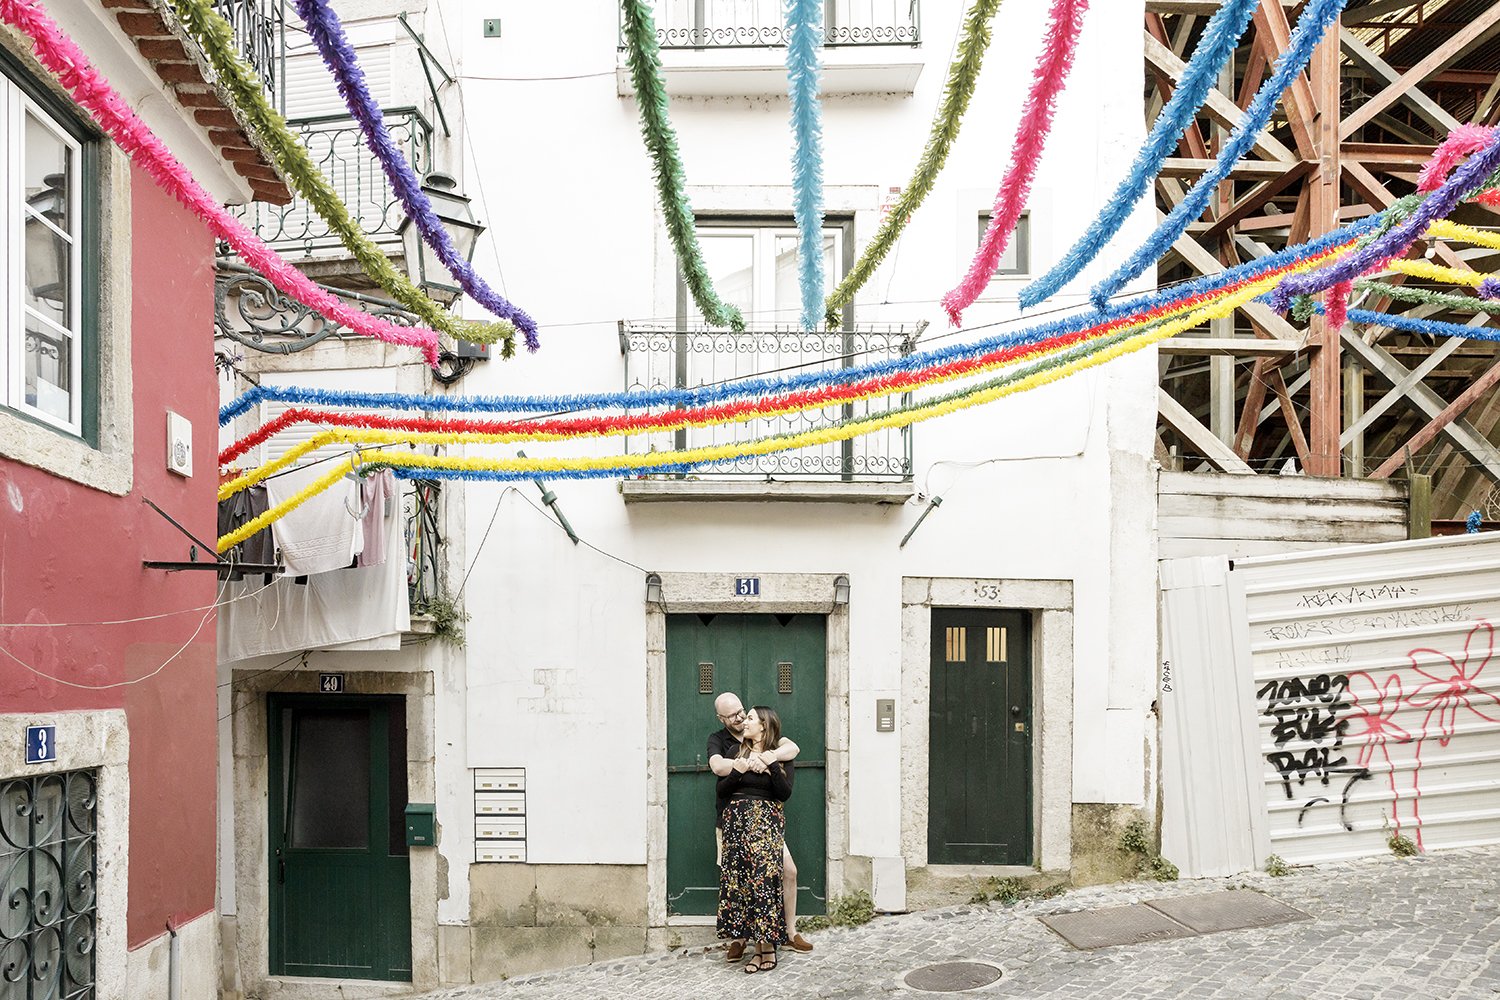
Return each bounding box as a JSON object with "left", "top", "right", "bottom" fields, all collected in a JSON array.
[
  {"left": 1343, "top": 308, "right": 1500, "bottom": 342},
  {"left": 1418, "top": 125, "right": 1494, "bottom": 193},
  {"left": 290, "top": 0, "right": 539, "bottom": 350},
  {"left": 166, "top": 0, "right": 512, "bottom": 354},
  {"left": 620, "top": 0, "right": 745, "bottom": 331},
  {"left": 221, "top": 212, "right": 1381, "bottom": 426},
  {"left": 822, "top": 0, "right": 1004, "bottom": 326},
  {"left": 943, "top": 0, "right": 1089, "bottom": 327},
  {"left": 785, "top": 0, "right": 826, "bottom": 331},
  {"left": 1093, "top": 0, "right": 1347, "bottom": 308},
  {"left": 1353, "top": 281, "right": 1500, "bottom": 316},
  {"left": 0, "top": 0, "right": 441, "bottom": 365},
  {"left": 1269, "top": 127, "right": 1500, "bottom": 310},
  {"left": 1019, "top": 0, "right": 1258, "bottom": 309},
  {"left": 218, "top": 253, "right": 1332, "bottom": 552}
]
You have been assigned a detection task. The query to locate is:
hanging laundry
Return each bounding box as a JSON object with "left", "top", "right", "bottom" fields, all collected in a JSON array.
[
  {"left": 357, "top": 469, "right": 396, "bottom": 569},
  {"left": 216, "top": 485, "right": 273, "bottom": 577},
  {"left": 266, "top": 460, "right": 365, "bottom": 575}
]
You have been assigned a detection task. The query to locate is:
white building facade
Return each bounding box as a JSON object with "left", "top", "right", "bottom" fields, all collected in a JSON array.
[{"left": 217, "top": 0, "right": 1165, "bottom": 992}]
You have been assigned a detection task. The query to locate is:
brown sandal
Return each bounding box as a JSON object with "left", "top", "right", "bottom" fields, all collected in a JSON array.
[{"left": 725, "top": 940, "right": 746, "bottom": 963}]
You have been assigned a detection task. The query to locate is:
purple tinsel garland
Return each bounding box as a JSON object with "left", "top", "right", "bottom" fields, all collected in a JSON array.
[
  {"left": 290, "top": 0, "right": 540, "bottom": 351},
  {"left": 1269, "top": 128, "right": 1500, "bottom": 312}
]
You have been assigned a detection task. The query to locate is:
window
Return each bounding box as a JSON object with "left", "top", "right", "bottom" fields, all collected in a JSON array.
[
  {"left": 0, "top": 769, "right": 98, "bottom": 999},
  {"left": 977, "top": 211, "right": 1030, "bottom": 277},
  {"left": 0, "top": 60, "right": 94, "bottom": 437},
  {"left": 686, "top": 221, "right": 845, "bottom": 327}
]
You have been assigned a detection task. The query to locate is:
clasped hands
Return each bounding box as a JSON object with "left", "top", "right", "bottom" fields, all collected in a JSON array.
[{"left": 731, "top": 750, "right": 778, "bottom": 773}]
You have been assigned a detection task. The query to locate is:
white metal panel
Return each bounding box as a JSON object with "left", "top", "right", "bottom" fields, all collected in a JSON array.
[
  {"left": 1159, "top": 556, "right": 1269, "bottom": 877},
  {"left": 1233, "top": 533, "right": 1500, "bottom": 864}
]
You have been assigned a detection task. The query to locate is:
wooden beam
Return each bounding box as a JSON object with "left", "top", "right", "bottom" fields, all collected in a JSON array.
[
  {"left": 1267, "top": 367, "right": 1312, "bottom": 470},
  {"left": 1340, "top": 333, "right": 1500, "bottom": 482},
  {"left": 1144, "top": 35, "right": 1297, "bottom": 162},
  {"left": 1339, "top": 28, "right": 1463, "bottom": 139},
  {"left": 1340, "top": 142, "right": 1439, "bottom": 169},
  {"left": 1145, "top": 0, "right": 1295, "bottom": 11},
  {"left": 1307, "top": 17, "right": 1342, "bottom": 477},
  {"left": 1342, "top": 161, "right": 1475, "bottom": 273},
  {"left": 1159, "top": 338, "right": 1305, "bottom": 356},
  {"left": 1338, "top": 334, "right": 1468, "bottom": 447},
  {"left": 1158, "top": 158, "right": 1303, "bottom": 179},
  {"left": 1158, "top": 389, "right": 1256, "bottom": 474},
  {"left": 1234, "top": 358, "right": 1271, "bottom": 458},
  {"left": 1255, "top": 3, "right": 1319, "bottom": 160},
  {"left": 1200, "top": 161, "right": 1314, "bottom": 241},
  {"left": 1340, "top": 8, "right": 1500, "bottom": 139},
  {"left": 1345, "top": 0, "right": 1421, "bottom": 22}
]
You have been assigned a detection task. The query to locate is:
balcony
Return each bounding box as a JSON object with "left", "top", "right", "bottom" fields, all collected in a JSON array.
[
  {"left": 213, "top": 0, "right": 284, "bottom": 107},
  {"left": 618, "top": 0, "right": 923, "bottom": 97},
  {"left": 618, "top": 322, "right": 919, "bottom": 503},
  {"left": 228, "top": 107, "right": 434, "bottom": 260}
]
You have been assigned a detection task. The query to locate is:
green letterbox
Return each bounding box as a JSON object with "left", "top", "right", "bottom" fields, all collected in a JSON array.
[{"left": 404, "top": 803, "right": 436, "bottom": 847}]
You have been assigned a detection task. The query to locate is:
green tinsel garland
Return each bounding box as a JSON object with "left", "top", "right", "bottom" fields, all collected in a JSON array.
[
  {"left": 1355, "top": 280, "right": 1500, "bottom": 315},
  {"left": 823, "top": 0, "right": 1004, "bottom": 327},
  {"left": 620, "top": 0, "right": 745, "bottom": 331},
  {"left": 168, "top": 0, "right": 516, "bottom": 356}
]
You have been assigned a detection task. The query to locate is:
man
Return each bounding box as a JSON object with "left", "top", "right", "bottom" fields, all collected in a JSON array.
[{"left": 708, "top": 691, "right": 816, "bottom": 958}]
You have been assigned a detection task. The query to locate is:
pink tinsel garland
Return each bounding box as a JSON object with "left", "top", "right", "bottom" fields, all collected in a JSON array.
[
  {"left": 1325, "top": 279, "right": 1352, "bottom": 332},
  {"left": 1418, "top": 124, "right": 1495, "bottom": 193},
  {"left": 0, "top": 0, "right": 440, "bottom": 366},
  {"left": 942, "top": 0, "right": 1088, "bottom": 327}
]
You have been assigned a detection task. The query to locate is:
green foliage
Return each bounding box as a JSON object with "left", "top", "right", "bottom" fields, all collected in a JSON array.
[
  {"left": 796, "top": 890, "right": 874, "bottom": 932},
  {"left": 619, "top": 1, "right": 744, "bottom": 332},
  {"left": 1142, "top": 855, "right": 1179, "bottom": 882},
  {"left": 413, "top": 595, "right": 470, "bottom": 647},
  {"left": 968, "top": 876, "right": 1068, "bottom": 906},
  {"left": 1119, "top": 818, "right": 1178, "bottom": 882},
  {"left": 823, "top": 0, "right": 1004, "bottom": 326},
  {"left": 166, "top": 0, "right": 516, "bottom": 355},
  {"left": 1264, "top": 854, "right": 1291, "bottom": 878},
  {"left": 1388, "top": 833, "right": 1418, "bottom": 857},
  {"left": 1118, "top": 819, "right": 1151, "bottom": 856}
]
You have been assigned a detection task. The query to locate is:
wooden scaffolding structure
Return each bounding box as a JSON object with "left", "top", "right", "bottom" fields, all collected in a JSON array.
[{"left": 1146, "top": 0, "right": 1500, "bottom": 520}]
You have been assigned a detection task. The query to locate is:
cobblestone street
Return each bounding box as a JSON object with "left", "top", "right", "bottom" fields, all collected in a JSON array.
[{"left": 418, "top": 847, "right": 1500, "bottom": 1000}]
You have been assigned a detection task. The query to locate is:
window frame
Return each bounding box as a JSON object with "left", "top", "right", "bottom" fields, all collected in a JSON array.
[
  {"left": 680, "top": 215, "right": 855, "bottom": 329},
  {"left": 0, "top": 46, "right": 100, "bottom": 444},
  {"left": 977, "top": 210, "right": 1031, "bottom": 278}
]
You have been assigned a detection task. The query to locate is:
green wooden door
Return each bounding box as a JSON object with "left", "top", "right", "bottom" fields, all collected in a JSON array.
[
  {"left": 928, "top": 609, "right": 1033, "bottom": 865},
  {"left": 666, "top": 613, "right": 826, "bottom": 917},
  {"left": 268, "top": 695, "right": 412, "bottom": 981}
]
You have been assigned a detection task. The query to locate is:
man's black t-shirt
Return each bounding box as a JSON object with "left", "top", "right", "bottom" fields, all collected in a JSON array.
[{"left": 707, "top": 727, "right": 740, "bottom": 823}]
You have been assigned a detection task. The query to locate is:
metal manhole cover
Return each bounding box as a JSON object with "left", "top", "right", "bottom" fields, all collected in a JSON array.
[
  {"left": 903, "top": 961, "right": 1003, "bottom": 992},
  {"left": 1146, "top": 889, "right": 1311, "bottom": 934},
  {"left": 1039, "top": 903, "right": 1195, "bottom": 949}
]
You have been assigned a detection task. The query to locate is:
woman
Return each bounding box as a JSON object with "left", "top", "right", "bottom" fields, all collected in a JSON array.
[{"left": 716, "top": 706, "right": 795, "bottom": 973}]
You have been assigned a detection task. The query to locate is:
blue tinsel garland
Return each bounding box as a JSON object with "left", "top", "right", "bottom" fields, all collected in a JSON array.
[
  {"left": 1090, "top": 0, "right": 1347, "bottom": 308},
  {"left": 1019, "top": 0, "right": 1258, "bottom": 309},
  {"left": 786, "top": 0, "right": 826, "bottom": 330},
  {"left": 221, "top": 214, "right": 1381, "bottom": 425}
]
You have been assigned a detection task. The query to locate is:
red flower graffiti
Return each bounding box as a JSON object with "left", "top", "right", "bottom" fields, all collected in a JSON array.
[
  {"left": 1347, "top": 672, "right": 1412, "bottom": 767},
  {"left": 1407, "top": 621, "right": 1500, "bottom": 747}
]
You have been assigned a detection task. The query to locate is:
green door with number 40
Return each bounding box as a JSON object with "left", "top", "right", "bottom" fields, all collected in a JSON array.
[{"left": 665, "top": 613, "right": 826, "bottom": 917}]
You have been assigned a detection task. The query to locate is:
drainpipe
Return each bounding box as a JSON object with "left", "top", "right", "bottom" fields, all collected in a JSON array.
[{"left": 167, "top": 919, "right": 181, "bottom": 1000}]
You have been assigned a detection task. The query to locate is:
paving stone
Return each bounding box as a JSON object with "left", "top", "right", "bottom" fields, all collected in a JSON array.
[{"left": 410, "top": 846, "right": 1500, "bottom": 1000}]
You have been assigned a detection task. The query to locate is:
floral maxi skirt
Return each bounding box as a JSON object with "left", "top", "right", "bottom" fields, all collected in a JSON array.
[{"left": 716, "top": 798, "right": 789, "bottom": 945}]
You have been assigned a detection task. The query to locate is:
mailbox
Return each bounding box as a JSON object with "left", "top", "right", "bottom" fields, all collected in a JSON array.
[{"left": 405, "top": 803, "right": 436, "bottom": 847}]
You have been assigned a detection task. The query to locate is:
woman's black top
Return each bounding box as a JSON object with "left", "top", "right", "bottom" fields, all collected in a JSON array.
[{"left": 716, "top": 757, "right": 795, "bottom": 804}]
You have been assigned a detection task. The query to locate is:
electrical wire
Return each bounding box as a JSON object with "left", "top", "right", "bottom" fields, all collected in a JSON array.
[
  {"left": 0, "top": 576, "right": 275, "bottom": 629},
  {"left": 1, "top": 576, "right": 226, "bottom": 690}
]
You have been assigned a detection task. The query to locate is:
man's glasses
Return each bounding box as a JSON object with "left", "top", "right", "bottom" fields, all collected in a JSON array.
[{"left": 718, "top": 709, "right": 746, "bottom": 723}]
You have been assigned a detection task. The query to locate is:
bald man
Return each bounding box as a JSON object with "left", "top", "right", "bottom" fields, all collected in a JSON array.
[{"left": 707, "top": 691, "right": 816, "bottom": 958}]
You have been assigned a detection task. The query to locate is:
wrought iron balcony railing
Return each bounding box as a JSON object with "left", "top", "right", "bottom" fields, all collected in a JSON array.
[
  {"left": 638, "top": 0, "right": 919, "bottom": 48},
  {"left": 213, "top": 0, "right": 285, "bottom": 107},
  {"left": 620, "top": 322, "right": 920, "bottom": 481},
  {"left": 229, "top": 107, "right": 433, "bottom": 255},
  {"left": 214, "top": 260, "right": 420, "bottom": 353}
]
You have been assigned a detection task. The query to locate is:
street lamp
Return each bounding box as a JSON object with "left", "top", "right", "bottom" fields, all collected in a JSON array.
[
  {"left": 398, "top": 172, "right": 485, "bottom": 307},
  {"left": 24, "top": 172, "right": 68, "bottom": 308}
]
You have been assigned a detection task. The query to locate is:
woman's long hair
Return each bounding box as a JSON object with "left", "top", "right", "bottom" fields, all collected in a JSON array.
[{"left": 739, "top": 705, "right": 782, "bottom": 755}]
